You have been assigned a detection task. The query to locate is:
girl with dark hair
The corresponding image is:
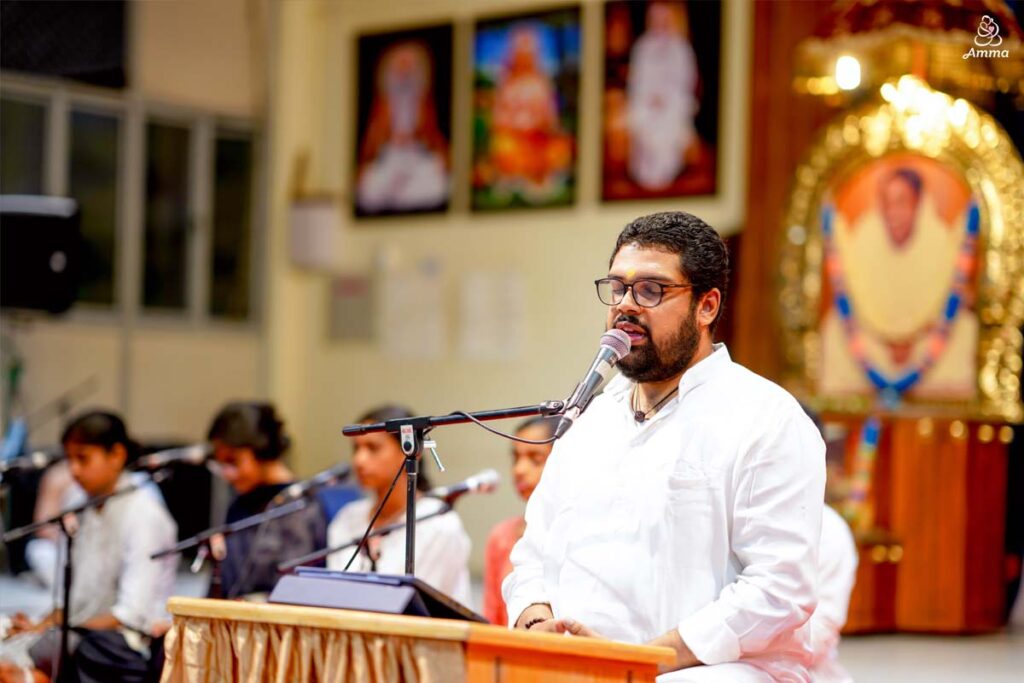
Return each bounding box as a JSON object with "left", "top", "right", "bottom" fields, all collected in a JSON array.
[
  {"left": 326, "top": 405, "right": 471, "bottom": 604},
  {"left": 207, "top": 402, "right": 327, "bottom": 599},
  {"left": 5, "top": 410, "right": 177, "bottom": 682},
  {"left": 482, "top": 416, "right": 557, "bottom": 624}
]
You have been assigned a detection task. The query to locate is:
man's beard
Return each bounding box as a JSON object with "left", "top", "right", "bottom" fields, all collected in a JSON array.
[{"left": 614, "top": 303, "right": 700, "bottom": 383}]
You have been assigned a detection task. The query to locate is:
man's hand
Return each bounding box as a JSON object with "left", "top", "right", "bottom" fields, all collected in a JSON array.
[
  {"left": 513, "top": 603, "right": 553, "bottom": 630},
  {"left": 553, "top": 618, "right": 602, "bottom": 638},
  {"left": 515, "top": 610, "right": 604, "bottom": 638},
  {"left": 647, "top": 629, "right": 700, "bottom": 673}
]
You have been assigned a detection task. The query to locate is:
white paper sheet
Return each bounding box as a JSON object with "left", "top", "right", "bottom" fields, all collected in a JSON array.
[{"left": 458, "top": 271, "right": 525, "bottom": 360}]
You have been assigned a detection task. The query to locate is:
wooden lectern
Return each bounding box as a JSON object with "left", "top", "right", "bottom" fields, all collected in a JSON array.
[{"left": 161, "top": 597, "right": 675, "bottom": 682}]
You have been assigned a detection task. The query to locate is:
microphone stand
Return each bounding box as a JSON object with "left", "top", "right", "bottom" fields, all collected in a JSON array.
[
  {"left": 342, "top": 400, "right": 563, "bottom": 578},
  {"left": 2, "top": 469, "right": 169, "bottom": 680},
  {"left": 151, "top": 462, "right": 353, "bottom": 561},
  {"left": 149, "top": 497, "right": 310, "bottom": 562},
  {"left": 278, "top": 500, "right": 453, "bottom": 573}
]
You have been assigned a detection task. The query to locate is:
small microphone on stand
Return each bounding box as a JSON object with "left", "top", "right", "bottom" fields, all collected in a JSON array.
[
  {"left": 0, "top": 448, "right": 63, "bottom": 475},
  {"left": 425, "top": 469, "right": 500, "bottom": 505},
  {"left": 269, "top": 462, "right": 353, "bottom": 506},
  {"left": 133, "top": 444, "right": 212, "bottom": 470}
]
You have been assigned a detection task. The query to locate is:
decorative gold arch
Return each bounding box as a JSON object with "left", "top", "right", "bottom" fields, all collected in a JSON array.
[{"left": 780, "top": 76, "right": 1024, "bottom": 421}]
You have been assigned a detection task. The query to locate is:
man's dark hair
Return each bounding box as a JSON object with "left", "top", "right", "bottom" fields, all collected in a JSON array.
[{"left": 610, "top": 211, "right": 730, "bottom": 334}]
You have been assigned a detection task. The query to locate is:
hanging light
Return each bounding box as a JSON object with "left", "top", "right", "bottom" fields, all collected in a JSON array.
[{"left": 835, "top": 55, "right": 862, "bottom": 90}]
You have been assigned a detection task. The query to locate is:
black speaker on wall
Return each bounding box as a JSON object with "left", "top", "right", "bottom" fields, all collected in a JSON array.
[{"left": 1, "top": 195, "right": 81, "bottom": 314}]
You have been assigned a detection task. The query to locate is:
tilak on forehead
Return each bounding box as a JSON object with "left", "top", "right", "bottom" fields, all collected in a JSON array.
[{"left": 626, "top": 267, "right": 637, "bottom": 278}]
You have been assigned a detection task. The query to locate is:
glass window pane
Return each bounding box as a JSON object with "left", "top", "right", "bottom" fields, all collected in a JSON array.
[
  {"left": 69, "top": 110, "right": 119, "bottom": 306},
  {"left": 0, "top": 98, "right": 46, "bottom": 194},
  {"left": 143, "top": 122, "right": 190, "bottom": 310},
  {"left": 210, "top": 134, "right": 254, "bottom": 320}
]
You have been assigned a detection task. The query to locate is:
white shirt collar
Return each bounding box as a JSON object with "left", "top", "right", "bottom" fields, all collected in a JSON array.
[{"left": 605, "top": 342, "right": 731, "bottom": 404}]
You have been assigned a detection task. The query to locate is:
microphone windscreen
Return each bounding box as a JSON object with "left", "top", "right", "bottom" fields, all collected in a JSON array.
[
  {"left": 600, "top": 329, "right": 631, "bottom": 360},
  {"left": 475, "top": 468, "right": 501, "bottom": 492}
]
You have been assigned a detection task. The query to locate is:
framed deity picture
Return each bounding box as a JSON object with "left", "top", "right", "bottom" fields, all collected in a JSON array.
[
  {"left": 602, "top": 0, "right": 721, "bottom": 201},
  {"left": 817, "top": 153, "right": 980, "bottom": 402},
  {"left": 471, "top": 7, "right": 581, "bottom": 210},
  {"left": 354, "top": 24, "right": 453, "bottom": 217},
  {"left": 779, "top": 77, "right": 1024, "bottom": 421}
]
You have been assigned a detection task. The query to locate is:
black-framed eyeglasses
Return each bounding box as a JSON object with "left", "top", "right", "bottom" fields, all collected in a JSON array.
[{"left": 594, "top": 278, "right": 693, "bottom": 308}]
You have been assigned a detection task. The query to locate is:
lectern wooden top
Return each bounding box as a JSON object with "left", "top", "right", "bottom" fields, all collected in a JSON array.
[{"left": 167, "top": 597, "right": 675, "bottom": 667}]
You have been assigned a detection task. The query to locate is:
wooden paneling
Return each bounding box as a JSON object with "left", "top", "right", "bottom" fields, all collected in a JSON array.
[
  {"left": 466, "top": 645, "right": 651, "bottom": 683},
  {"left": 891, "top": 420, "right": 969, "bottom": 630},
  {"left": 845, "top": 546, "right": 898, "bottom": 633},
  {"left": 830, "top": 418, "right": 1008, "bottom": 633},
  {"left": 965, "top": 432, "right": 1009, "bottom": 631}
]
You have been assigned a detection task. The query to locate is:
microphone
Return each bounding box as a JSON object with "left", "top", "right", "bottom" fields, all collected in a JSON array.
[
  {"left": 0, "top": 448, "right": 62, "bottom": 475},
  {"left": 426, "top": 469, "right": 500, "bottom": 504},
  {"left": 554, "top": 329, "right": 631, "bottom": 439},
  {"left": 133, "top": 444, "right": 211, "bottom": 470},
  {"left": 269, "top": 462, "right": 353, "bottom": 506}
]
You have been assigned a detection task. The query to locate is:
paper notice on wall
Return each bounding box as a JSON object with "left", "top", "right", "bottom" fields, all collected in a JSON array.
[
  {"left": 378, "top": 259, "right": 445, "bottom": 359},
  {"left": 328, "top": 274, "right": 375, "bottom": 342},
  {"left": 458, "top": 271, "right": 525, "bottom": 360}
]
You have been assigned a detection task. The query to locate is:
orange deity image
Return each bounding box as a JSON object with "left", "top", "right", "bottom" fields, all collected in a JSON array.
[
  {"left": 472, "top": 9, "right": 579, "bottom": 210},
  {"left": 355, "top": 26, "right": 452, "bottom": 216}
]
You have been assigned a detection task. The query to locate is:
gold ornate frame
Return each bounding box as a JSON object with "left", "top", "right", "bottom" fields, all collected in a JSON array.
[{"left": 780, "top": 76, "right": 1024, "bottom": 422}]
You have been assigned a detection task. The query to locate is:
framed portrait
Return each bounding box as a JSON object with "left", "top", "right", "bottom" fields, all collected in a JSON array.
[
  {"left": 818, "top": 154, "right": 980, "bottom": 402},
  {"left": 779, "top": 78, "right": 1024, "bottom": 421},
  {"left": 472, "top": 7, "right": 581, "bottom": 211},
  {"left": 602, "top": 0, "right": 721, "bottom": 201},
  {"left": 354, "top": 24, "right": 453, "bottom": 217}
]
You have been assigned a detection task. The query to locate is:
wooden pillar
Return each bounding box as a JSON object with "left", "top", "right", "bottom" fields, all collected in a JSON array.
[{"left": 732, "top": 0, "right": 833, "bottom": 378}]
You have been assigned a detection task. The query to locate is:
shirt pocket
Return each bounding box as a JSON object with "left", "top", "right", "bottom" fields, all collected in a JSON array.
[
  {"left": 666, "top": 471, "right": 715, "bottom": 506},
  {"left": 662, "top": 472, "right": 717, "bottom": 569}
]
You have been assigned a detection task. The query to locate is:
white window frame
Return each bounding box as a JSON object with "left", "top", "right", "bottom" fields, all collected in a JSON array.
[
  {"left": 210, "top": 123, "right": 262, "bottom": 325},
  {"left": 0, "top": 72, "right": 263, "bottom": 331}
]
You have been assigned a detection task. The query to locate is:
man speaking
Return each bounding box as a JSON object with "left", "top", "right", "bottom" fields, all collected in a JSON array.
[{"left": 503, "top": 212, "right": 825, "bottom": 681}]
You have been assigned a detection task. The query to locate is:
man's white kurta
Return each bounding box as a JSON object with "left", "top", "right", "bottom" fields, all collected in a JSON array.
[{"left": 503, "top": 345, "right": 825, "bottom": 680}]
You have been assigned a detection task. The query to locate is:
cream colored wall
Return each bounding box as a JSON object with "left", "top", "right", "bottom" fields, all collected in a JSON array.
[
  {"left": 132, "top": 0, "right": 267, "bottom": 117},
  {"left": 1, "top": 320, "right": 261, "bottom": 446},
  {"left": 2, "top": 322, "right": 121, "bottom": 446},
  {"left": 266, "top": 0, "right": 752, "bottom": 575},
  {"left": 128, "top": 329, "right": 262, "bottom": 439}
]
